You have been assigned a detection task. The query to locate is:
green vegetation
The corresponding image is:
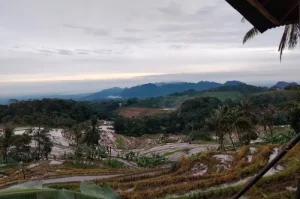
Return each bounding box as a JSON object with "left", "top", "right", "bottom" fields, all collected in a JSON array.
[
  {"left": 164, "top": 149, "right": 189, "bottom": 156},
  {"left": 104, "top": 159, "right": 126, "bottom": 169},
  {"left": 0, "top": 99, "right": 121, "bottom": 128},
  {"left": 116, "top": 137, "right": 126, "bottom": 149},
  {"left": 62, "top": 161, "right": 101, "bottom": 169},
  {"left": 0, "top": 181, "right": 119, "bottom": 199},
  {"left": 136, "top": 153, "right": 167, "bottom": 168},
  {"left": 200, "top": 91, "right": 243, "bottom": 101}
]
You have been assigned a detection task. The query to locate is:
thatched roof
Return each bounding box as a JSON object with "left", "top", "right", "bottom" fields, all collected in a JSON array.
[{"left": 226, "top": 0, "right": 299, "bottom": 33}]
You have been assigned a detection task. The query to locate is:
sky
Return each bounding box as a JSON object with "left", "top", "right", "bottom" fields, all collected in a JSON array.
[{"left": 0, "top": 0, "right": 299, "bottom": 96}]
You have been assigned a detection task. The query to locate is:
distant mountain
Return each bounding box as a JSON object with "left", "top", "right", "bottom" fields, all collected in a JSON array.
[
  {"left": 224, "top": 80, "right": 246, "bottom": 86},
  {"left": 0, "top": 93, "right": 91, "bottom": 105},
  {"left": 271, "top": 81, "right": 298, "bottom": 89},
  {"left": 84, "top": 81, "right": 258, "bottom": 100},
  {"left": 84, "top": 87, "right": 123, "bottom": 101},
  {"left": 119, "top": 81, "right": 222, "bottom": 98}
]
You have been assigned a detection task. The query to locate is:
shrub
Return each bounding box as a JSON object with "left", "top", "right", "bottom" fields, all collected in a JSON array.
[
  {"left": 105, "top": 159, "right": 126, "bottom": 169},
  {"left": 136, "top": 153, "right": 167, "bottom": 168}
]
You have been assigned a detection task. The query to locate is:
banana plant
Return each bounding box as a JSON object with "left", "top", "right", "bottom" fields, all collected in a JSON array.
[{"left": 0, "top": 181, "right": 120, "bottom": 199}]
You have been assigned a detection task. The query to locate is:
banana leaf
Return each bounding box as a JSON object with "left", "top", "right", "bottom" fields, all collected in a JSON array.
[{"left": 0, "top": 181, "right": 120, "bottom": 199}]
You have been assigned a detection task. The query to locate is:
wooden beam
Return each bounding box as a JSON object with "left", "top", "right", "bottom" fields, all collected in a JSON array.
[
  {"left": 231, "top": 132, "right": 300, "bottom": 199},
  {"left": 280, "top": 2, "right": 299, "bottom": 23},
  {"left": 247, "top": 0, "right": 280, "bottom": 24}
]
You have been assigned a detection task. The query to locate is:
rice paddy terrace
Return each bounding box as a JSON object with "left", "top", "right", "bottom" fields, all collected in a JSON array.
[{"left": 1, "top": 144, "right": 299, "bottom": 199}]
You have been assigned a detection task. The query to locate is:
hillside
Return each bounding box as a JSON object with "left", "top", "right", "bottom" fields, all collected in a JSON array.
[
  {"left": 130, "top": 84, "right": 267, "bottom": 108},
  {"left": 250, "top": 89, "right": 300, "bottom": 107},
  {"left": 84, "top": 81, "right": 249, "bottom": 100},
  {"left": 119, "top": 107, "right": 173, "bottom": 118},
  {"left": 83, "top": 87, "right": 123, "bottom": 101},
  {"left": 271, "top": 81, "right": 298, "bottom": 89}
]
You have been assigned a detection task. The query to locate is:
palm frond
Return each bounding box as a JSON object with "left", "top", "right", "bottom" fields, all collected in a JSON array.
[
  {"left": 278, "top": 25, "right": 291, "bottom": 61},
  {"left": 278, "top": 24, "right": 300, "bottom": 60},
  {"left": 288, "top": 24, "right": 300, "bottom": 49},
  {"left": 243, "top": 27, "right": 260, "bottom": 44}
]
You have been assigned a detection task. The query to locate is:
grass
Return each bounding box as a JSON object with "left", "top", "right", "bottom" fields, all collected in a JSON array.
[
  {"left": 200, "top": 91, "right": 244, "bottom": 101},
  {"left": 104, "top": 159, "right": 126, "bottom": 169},
  {"left": 2, "top": 143, "right": 299, "bottom": 199},
  {"left": 164, "top": 149, "right": 189, "bottom": 156},
  {"left": 116, "top": 137, "right": 126, "bottom": 149},
  {"left": 193, "top": 140, "right": 217, "bottom": 145},
  {"left": 62, "top": 161, "right": 102, "bottom": 169}
]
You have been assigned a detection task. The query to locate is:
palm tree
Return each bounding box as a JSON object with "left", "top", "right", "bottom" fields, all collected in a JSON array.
[
  {"left": 28, "top": 127, "right": 52, "bottom": 160},
  {"left": 206, "top": 106, "right": 227, "bottom": 150},
  {"left": 238, "top": 99, "right": 256, "bottom": 144},
  {"left": 263, "top": 105, "right": 276, "bottom": 137},
  {"left": 63, "top": 123, "right": 86, "bottom": 147},
  {"left": 0, "top": 125, "right": 15, "bottom": 163},
  {"left": 227, "top": 107, "right": 243, "bottom": 146},
  {"left": 242, "top": 17, "right": 299, "bottom": 60},
  {"left": 82, "top": 116, "right": 100, "bottom": 150}
]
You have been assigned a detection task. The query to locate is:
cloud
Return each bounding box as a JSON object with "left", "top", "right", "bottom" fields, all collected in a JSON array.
[
  {"left": 115, "top": 37, "right": 146, "bottom": 43},
  {"left": 158, "top": 2, "right": 182, "bottom": 17},
  {"left": 0, "top": 0, "right": 298, "bottom": 96},
  {"left": 57, "top": 49, "right": 73, "bottom": 55},
  {"left": 169, "top": 44, "right": 188, "bottom": 49},
  {"left": 123, "top": 28, "right": 142, "bottom": 33},
  {"left": 63, "top": 24, "right": 109, "bottom": 36}
]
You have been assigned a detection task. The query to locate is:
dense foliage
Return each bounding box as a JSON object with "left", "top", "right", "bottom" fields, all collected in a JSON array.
[
  {"left": 0, "top": 99, "right": 121, "bottom": 127},
  {"left": 114, "top": 97, "right": 222, "bottom": 136},
  {"left": 0, "top": 181, "right": 120, "bottom": 199}
]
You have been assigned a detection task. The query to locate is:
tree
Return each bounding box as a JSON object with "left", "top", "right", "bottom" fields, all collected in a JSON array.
[
  {"left": 82, "top": 116, "right": 100, "bottom": 149},
  {"left": 41, "top": 136, "right": 53, "bottom": 160},
  {"left": 28, "top": 127, "right": 52, "bottom": 160},
  {"left": 289, "top": 106, "right": 300, "bottom": 133},
  {"left": 242, "top": 18, "right": 299, "bottom": 60},
  {"left": 206, "top": 106, "right": 227, "bottom": 150},
  {"left": 238, "top": 99, "right": 256, "bottom": 144},
  {"left": 263, "top": 105, "right": 276, "bottom": 137},
  {"left": 0, "top": 125, "right": 14, "bottom": 163}
]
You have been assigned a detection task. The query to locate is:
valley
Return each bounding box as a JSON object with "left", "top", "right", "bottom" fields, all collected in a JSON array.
[{"left": 0, "top": 82, "right": 300, "bottom": 199}]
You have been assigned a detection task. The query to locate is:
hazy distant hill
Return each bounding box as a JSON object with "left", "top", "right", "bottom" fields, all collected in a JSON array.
[
  {"left": 120, "top": 81, "right": 222, "bottom": 98},
  {"left": 223, "top": 80, "right": 246, "bottom": 86},
  {"left": 0, "top": 80, "right": 250, "bottom": 104},
  {"left": 85, "top": 81, "right": 225, "bottom": 100},
  {"left": 83, "top": 87, "right": 123, "bottom": 101},
  {"left": 271, "top": 81, "right": 298, "bottom": 89}
]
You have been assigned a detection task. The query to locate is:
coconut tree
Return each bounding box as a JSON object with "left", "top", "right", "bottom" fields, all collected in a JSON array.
[
  {"left": 263, "top": 105, "right": 276, "bottom": 138},
  {"left": 0, "top": 125, "right": 15, "bottom": 163},
  {"left": 206, "top": 106, "right": 228, "bottom": 150},
  {"left": 83, "top": 116, "right": 100, "bottom": 148},
  {"left": 238, "top": 99, "right": 257, "bottom": 144},
  {"left": 242, "top": 17, "right": 299, "bottom": 60}
]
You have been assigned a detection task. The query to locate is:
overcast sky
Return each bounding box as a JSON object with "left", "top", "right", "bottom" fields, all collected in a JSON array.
[{"left": 0, "top": 0, "right": 299, "bottom": 96}]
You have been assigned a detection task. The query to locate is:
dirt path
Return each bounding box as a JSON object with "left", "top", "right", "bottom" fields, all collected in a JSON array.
[
  {"left": 133, "top": 143, "right": 218, "bottom": 161},
  {"left": 42, "top": 174, "right": 121, "bottom": 184}
]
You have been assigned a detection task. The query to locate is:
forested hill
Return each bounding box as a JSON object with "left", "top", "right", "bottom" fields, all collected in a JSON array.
[
  {"left": 84, "top": 80, "right": 247, "bottom": 100},
  {"left": 129, "top": 84, "right": 268, "bottom": 108},
  {"left": 0, "top": 99, "right": 121, "bottom": 127}
]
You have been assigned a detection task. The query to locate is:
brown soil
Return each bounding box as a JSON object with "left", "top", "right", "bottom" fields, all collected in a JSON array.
[{"left": 119, "top": 107, "right": 171, "bottom": 118}]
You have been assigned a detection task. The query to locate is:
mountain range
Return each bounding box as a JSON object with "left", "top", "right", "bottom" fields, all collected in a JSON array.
[
  {"left": 271, "top": 81, "right": 298, "bottom": 89},
  {"left": 0, "top": 80, "right": 297, "bottom": 104},
  {"left": 83, "top": 80, "right": 246, "bottom": 101}
]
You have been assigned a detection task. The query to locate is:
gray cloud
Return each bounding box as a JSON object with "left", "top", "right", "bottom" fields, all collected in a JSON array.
[
  {"left": 169, "top": 44, "right": 188, "bottom": 49},
  {"left": 63, "top": 24, "right": 109, "bottom": 36},
  {"left": 0, "top": 0, "right": 298, "bottom": 96},
  {"left": 115, "top": 37, "right": 146, "bottom": 43},
  {"left": 123, "top": 28, "right": 142, "bottom": 33}
]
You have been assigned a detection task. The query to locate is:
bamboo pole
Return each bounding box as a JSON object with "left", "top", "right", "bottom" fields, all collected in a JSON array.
[
  {"left": 296, "top": 176, "right": 300, "bottom": 199},
  {"left": 231, "top": 133, "right": 300, "bottom": 199}
]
